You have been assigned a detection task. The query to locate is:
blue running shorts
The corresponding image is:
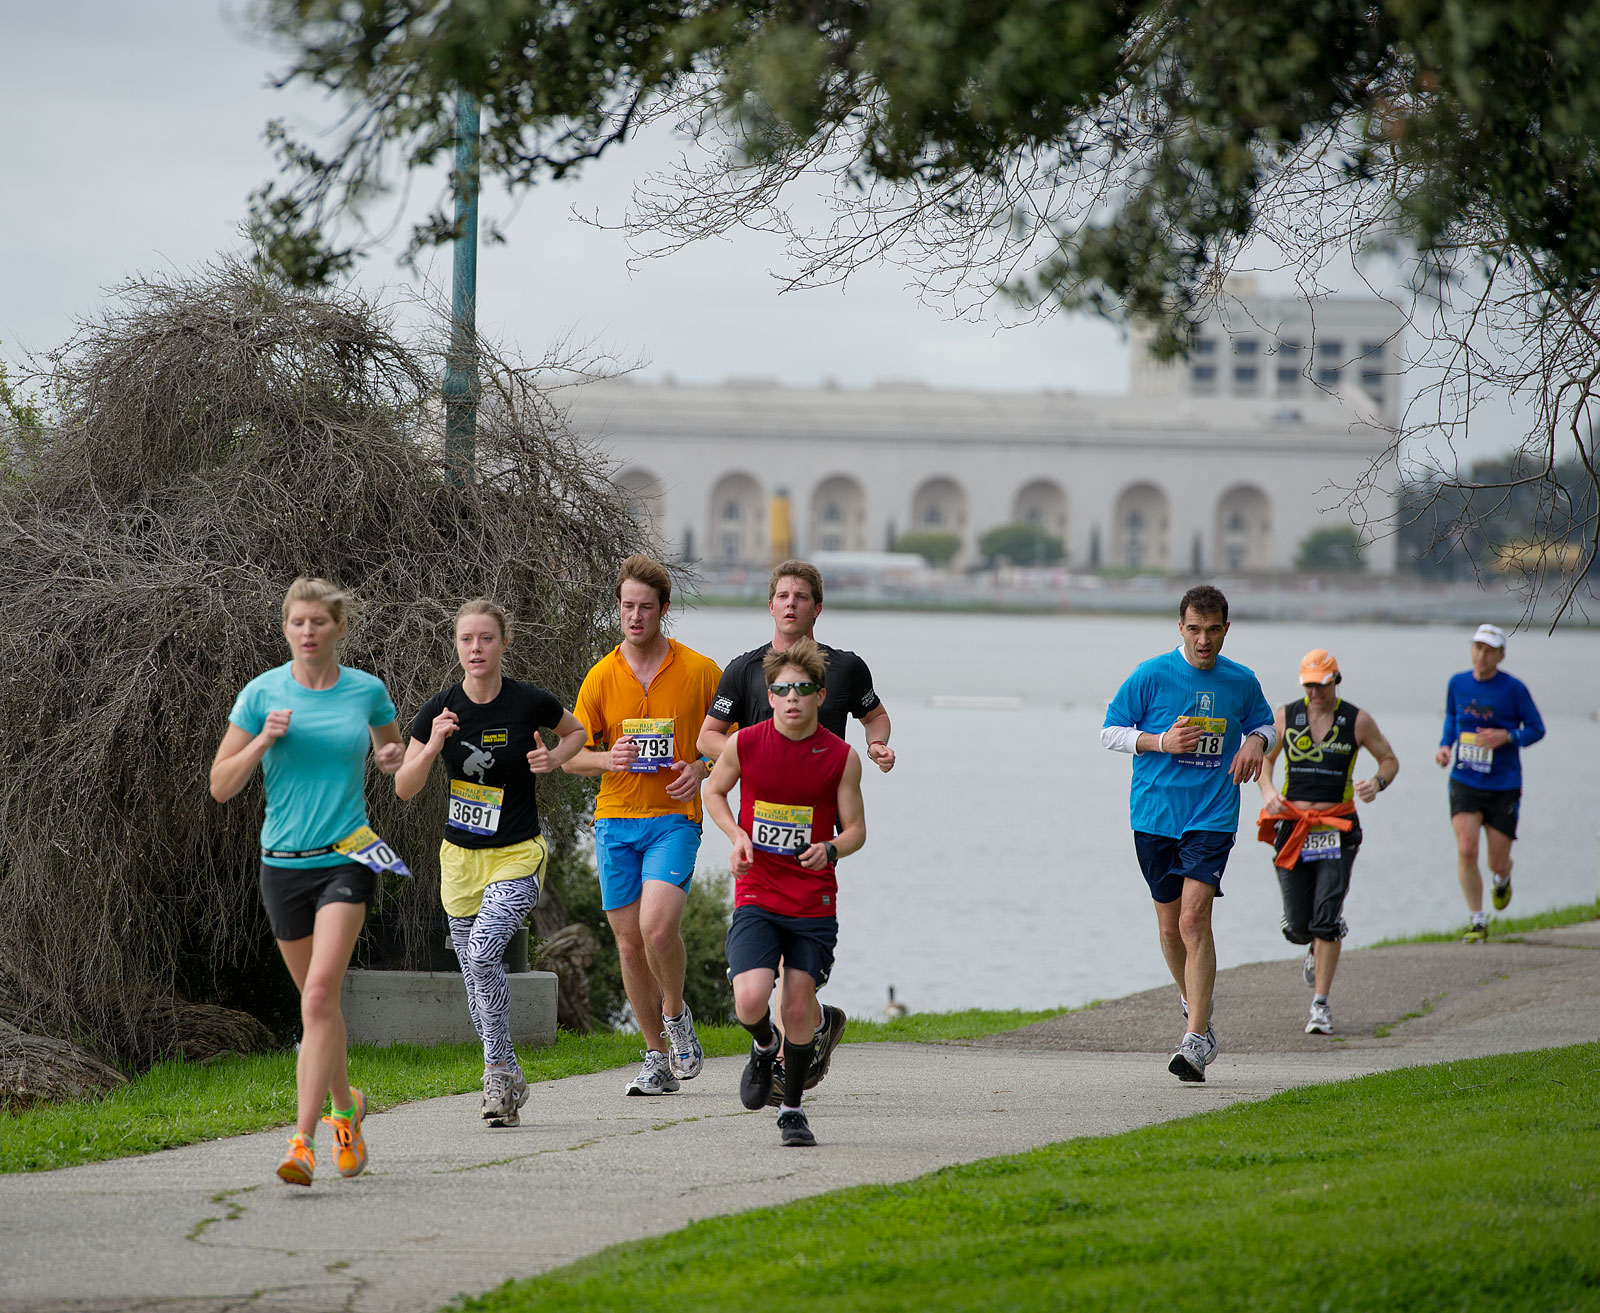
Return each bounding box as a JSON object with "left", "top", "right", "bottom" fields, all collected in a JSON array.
[
  {"left": 1133, "top": 830, "right": 1235, "bottom": 904},
  {"left": 594, "top": 814, "right": 701, "bottom": 911}
]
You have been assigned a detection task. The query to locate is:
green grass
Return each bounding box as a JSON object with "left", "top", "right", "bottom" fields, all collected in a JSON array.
[
  {"left": 459, "top": 1042, "right": 1600, "bottom": 1313},
  {"left": 1371, "top": 898, "right": 1600, "bottom": 946},
  {"left": 0, "top": 1010, "right": 1064, "bottom": 1175}
]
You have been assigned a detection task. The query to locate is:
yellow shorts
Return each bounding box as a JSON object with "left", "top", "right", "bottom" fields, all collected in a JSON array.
[{"left": 439, "top": 835, "right": 548, "bottom": 919}]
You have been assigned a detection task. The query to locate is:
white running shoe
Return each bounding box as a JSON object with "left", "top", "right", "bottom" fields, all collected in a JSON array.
[
  {"left": 1181, "top": 998, "right": 1218, "bottom": 1067},
  {"left": 663, "top": 1004, "right": 704, "bottom": 1080},
  {"left": 482, "top": 1068, "right": 519, "bottom": 1125},
  {"left": 1306, "top": 1001, "right": 1333, "bottom": 1035},
  {"left": 1302, "top": 949, "right": 1316, "bottom": 989},
  {"left": 1168, "top": 1033, "right": 1208, "bottom": 1083},
  {"left": 625, "top": 1050, "right": 681, "bottom": 1096}
]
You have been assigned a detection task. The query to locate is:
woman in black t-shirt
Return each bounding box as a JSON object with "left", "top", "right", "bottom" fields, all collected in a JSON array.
[{"left": 395, "top": 599, "right": 585, "bottom": 1125}]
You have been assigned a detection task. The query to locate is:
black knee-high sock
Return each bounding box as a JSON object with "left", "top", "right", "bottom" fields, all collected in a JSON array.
[
  {"left": 742, "top": 1010, "right": 775, "bottom": 1049},
  {"left": 781, "top": 1036, "right": 816, "bottom": 1107}
]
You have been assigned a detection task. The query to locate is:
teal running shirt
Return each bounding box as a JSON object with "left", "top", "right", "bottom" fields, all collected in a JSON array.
[{"left": 228, "top": 663, "right": 398, "bottom": 867}]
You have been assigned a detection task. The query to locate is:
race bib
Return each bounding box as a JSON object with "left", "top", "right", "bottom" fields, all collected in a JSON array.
[
  {"left": 333, "top": 825, "right": 412, "bottom": 878},
  {"left": 1457, "top": 732, "right": 1493, "bottom": 774},
  {"left": 447, "top": 779, "right": 504, "bottom": 836},
  {"left": 622, "top": 718, "right": 676, "bottom": 773},
  {"left": 751, "top": 801, "right": 813, "bottom": 855},
  {"left": 1299, "top": 827, "right": 1341, "bottom": 863},
  {"left": 1173, "top": 716, "right": 1227, "bottom": 769}
]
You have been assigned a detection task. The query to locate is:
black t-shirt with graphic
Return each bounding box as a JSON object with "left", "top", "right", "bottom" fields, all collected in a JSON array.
[
  {"left": 410, "top": 678, "right": 565, "bottom": 850},
  {"left": 707, "top": 641, "right": 881, "bottom": 742}
]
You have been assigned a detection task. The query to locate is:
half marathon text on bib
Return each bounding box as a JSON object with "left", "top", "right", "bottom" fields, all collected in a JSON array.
[
  {"left": 751, "top": 801, "right": 813, "bottom": 854},
  {"left": 1457, "top": 732, "right": 1494, "bottom": 774},
  {"left": 447, "top": 779, "right": 504, "bottom": 836},
  {"left": 1298, "top": 827, "right": 1341, "bottom": 863},
  {"left": 333, "top": 825, "right": 412, "bottom": 878},
  {"left": 1173, "top": 716, "right": 1227, "bottom": 769},
  {"left": 623, "top": 718, "right": 676, "bottom": 772}
]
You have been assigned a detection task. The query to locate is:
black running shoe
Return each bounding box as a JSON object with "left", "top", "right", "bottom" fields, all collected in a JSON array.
[
  {"left": 777, "top": 1108, "right": 816, "bottom": 1147},
  {"left": 766, "top": 1059, "right": 787, "bottom": 1108},
  {"left": 804, "top": 1005, "right": 847, "bottom": 1091},
  {"left": 739, "top": 1039, "right": 778, "bottom": 1110}
]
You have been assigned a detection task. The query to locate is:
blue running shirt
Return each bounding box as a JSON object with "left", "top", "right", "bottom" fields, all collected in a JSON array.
[
  {"left": 1440, "top": 669, "right": 1544, "bottom": 792},
  {"left": 229, "top": 663, "right": 398, "bottom": 867},
  {"left": 1105, "top": 648, "right": 1274, "bottom": 838}
]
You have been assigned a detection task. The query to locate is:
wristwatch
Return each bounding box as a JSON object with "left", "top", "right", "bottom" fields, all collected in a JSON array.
[{"left": 824, "top": 841, "right": 839, "bottom": 864}]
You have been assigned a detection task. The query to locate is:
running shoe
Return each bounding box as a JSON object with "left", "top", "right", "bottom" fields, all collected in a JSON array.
[
  {"left": 765, "top": 1058, "right": 788, "bottom": 1109},
  {"left": 1463, "top": 921, "right": 1489, "bottom": 943},
  {"left": 1492, "top": 878, "right": 1512, "bottom": 911},
  {"left": 482, "top": 1068, "right": 520, "bottom": 1126},
  {"left": 740, "top": 1039, "right": 779, "bottom": 1110},
  {"left": 1302, "top": 949, "right": 1316, "bottom": 989},
  {"left": 1168, "top": 1033, "right": 1208, "bottom": 1083},
  {"left": 1306, "top": 1001, "right": 1333, "bottom": 1035},
  {"left": 777, "top": 1108, "right": 817, "bottom": 1147},
  {"left": 276, "top": 1132, "right": 315, "bottom": 1186},
  {"left": 321, "top": 1088, "right": 367, "bottom": 1177},
  {"left": 804, "top": 1005, "right": 848, "bottom": 1091},
  {"left": 663, "top": 1004, "right": 704, "bottom": 1081},
  {"left": 625, "top": 1050, "right": 681, "bottom": 1096},
  {"left": 1180, "top": 998, "right": 1218, "bottom": 1068}
]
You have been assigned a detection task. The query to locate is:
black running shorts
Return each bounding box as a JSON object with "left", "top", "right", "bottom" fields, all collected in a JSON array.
[
  {"left": 1448, "top": 780, "right": 1520, "bottom": 840},
  {"left": 725, "top": 904, "right": 838, "bottom": 987},
  {"left": 259, "top": 860, "right": 376, "bottom": 942}
]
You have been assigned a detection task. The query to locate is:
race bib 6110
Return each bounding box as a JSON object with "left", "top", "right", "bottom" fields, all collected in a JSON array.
[
  {"left": 1457, "top": 732, "right": 1493, "bottom": 774},
  {"left": 333, "top": 825, "right": 412, "bottom": 878}
]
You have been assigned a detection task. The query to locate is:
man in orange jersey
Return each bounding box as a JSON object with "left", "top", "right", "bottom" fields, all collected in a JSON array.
[{"left": 567, "top": 555, "right": 722, "bottom": 1095}]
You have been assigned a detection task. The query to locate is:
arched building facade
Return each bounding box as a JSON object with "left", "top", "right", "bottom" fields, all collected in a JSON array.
[{"left": 563, "top": 378, "right": 1399, "bottom": 574}]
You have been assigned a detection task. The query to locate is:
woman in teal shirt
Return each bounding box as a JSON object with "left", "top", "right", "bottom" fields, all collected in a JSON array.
[{"left": 210, "top": 577, "right": 405, "bottom": 1187}]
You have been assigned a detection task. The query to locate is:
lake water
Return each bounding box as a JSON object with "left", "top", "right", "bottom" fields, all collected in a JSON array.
[{"left": 664, "top": 606, "right": 1600, "bottom": 1019}]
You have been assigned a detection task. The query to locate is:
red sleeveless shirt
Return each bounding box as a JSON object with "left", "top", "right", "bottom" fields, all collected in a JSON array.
[{"left": 736, "top": 719, "right": 850, "bottom": 918}]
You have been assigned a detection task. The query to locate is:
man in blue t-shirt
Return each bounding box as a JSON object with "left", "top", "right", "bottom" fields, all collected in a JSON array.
[
  {"left": 1102, "top": 585, "right": 1275, "bottom": 1083},
  {"left": 1434, "top": 623, "right": 1545, "bottom": 941}
]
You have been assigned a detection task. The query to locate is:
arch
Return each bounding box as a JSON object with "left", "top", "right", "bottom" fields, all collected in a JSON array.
[
  {"left": 1112, "top": 481, "right": 1170, "bottom": 570},
  {"left": 615, "top": 466, "right": 664, "bottom": 543},
  {"left": 809, "top": 474, "right": 868, "bottom": 553},
  {"left": 1012, "top": 478, "right": 1068, "bottom": 541},
  {"left": 910, "top": 476, "right": 968, "bottom": 533},
  {"left": 1214, "top": 484, "right": 1272, "bottom": 572},
  {"left": 707, "top": 471, "right": 766, "bottom": 566}
]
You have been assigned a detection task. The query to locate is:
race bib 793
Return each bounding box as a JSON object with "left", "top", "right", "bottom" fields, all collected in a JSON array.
[{"left": 622, "top": 718, "right": 676, "bottom": 772}]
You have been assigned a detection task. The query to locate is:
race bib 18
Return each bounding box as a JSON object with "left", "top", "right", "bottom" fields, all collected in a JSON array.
[
  {"left": 1457, "top": 732, "right": 1493, "bottom": 773},
  {"left": 333, "top": 825, "right": 412, "bottom": 878},
  {"left": 1299, "top": 826, "right": 1341, "bottom": 863},
  {"left": 1173, "top": 716, "right": 1227, "bottom": 769},
  {"left": 622, "top": 718, "right": 676, "bottom": 772},
  {"left": 447, "top": 779, "right": 504, "bottom": 836},
  {"left": 751, "top": 801, "right": 813, "bottom": 855}
]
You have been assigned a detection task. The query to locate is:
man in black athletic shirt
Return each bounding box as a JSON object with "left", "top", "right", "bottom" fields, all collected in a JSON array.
[{"left": 697, "top": 559, "right": 895, "bottom": 772}]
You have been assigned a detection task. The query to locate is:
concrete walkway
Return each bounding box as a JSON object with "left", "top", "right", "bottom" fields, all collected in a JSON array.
[{"left": 3, "top": 925, "right": 1597, "bottom": 1313}]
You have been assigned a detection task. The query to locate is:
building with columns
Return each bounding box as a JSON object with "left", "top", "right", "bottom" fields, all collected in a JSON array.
[{"left": 561, "top": 292, "right": 1404, "bottom": 575}]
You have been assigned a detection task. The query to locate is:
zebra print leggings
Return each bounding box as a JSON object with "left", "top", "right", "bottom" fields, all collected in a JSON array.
[{"left": 448, "top": 873, "right": 540, "bottom": 1070}]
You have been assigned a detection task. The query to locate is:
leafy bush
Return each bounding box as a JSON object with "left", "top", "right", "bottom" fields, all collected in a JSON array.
[
  {"left": 979, "top": 522, "right": 1064, "bottom": 566},
  {"left": 892, "top": 531, "right": 962, "bottom": 566},
  {"left": 1295, "top": 525, "right": 1366, "bottom": 572}
]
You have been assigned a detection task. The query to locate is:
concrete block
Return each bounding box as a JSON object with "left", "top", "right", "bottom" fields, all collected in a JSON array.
[{"left": 341, "top": 969, "right": 558, "bottom": 1048}]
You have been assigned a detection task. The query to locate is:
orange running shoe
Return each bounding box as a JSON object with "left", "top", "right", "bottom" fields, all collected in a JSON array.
[
  {"left": 321, "top": 1088, "right": 367, "bottom": 1178},
  {"left": 276, "top": 1132, "right": 315, "bottom": 1186}
]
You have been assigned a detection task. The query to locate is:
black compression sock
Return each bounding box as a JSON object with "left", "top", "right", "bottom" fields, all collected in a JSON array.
[
  {"left": 742, "top": 1010, "right": 776, "bottom": 1049},
  {"left": 782, "top": 1036, "right": 817, "bottom": 1104}
]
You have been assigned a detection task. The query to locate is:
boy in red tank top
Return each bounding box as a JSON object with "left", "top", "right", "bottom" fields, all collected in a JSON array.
[{"left": 704, "top": 637, "right": 866, "bottom": 1147}]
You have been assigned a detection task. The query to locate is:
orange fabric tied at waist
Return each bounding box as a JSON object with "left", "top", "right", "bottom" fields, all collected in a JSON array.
[{"left": 1256, "top": 798, "right": 1357, "bottom": 870}]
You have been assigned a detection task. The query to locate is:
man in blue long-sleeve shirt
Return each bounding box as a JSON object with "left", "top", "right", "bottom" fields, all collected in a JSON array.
[{"left": 1434, "top": 623, "right": 1545, "bottom": 941}]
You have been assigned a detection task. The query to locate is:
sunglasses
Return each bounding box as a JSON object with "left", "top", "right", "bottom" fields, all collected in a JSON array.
[{"left": 768, "top": 681, "right": 821, "bottom": 697}]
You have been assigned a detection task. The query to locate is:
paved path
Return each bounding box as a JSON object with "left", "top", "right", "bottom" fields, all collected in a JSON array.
[{"left": 3, "top": 924, "right": 1597, "bottom": 1313}]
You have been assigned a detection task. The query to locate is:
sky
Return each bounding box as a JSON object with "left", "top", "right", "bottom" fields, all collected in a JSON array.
[{"left": 0, "top": 3, "right": 1524, "bottom": 461}]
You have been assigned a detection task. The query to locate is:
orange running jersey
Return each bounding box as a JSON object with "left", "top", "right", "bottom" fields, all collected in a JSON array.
[{"left": 573, "top": 639, "right": 722, "bottom": 823}]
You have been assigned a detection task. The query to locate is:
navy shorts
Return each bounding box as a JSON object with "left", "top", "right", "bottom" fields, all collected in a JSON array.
[
  {"left": 259, "top": 860, "right": 375, "bottom": 942},
  {"left": 725, "top": 904, "right": 838, "bottom": 988},
  {"left": 1133, "top": 830, "right": 1234, "bottom": 904},
  {"left": 1449, "top": 780, "right": 1520, "bottom": 840}
]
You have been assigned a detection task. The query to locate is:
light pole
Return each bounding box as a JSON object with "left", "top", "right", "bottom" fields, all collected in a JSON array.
[{"left": 442, "top": 91, "right": 480, "bottom": 486}]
